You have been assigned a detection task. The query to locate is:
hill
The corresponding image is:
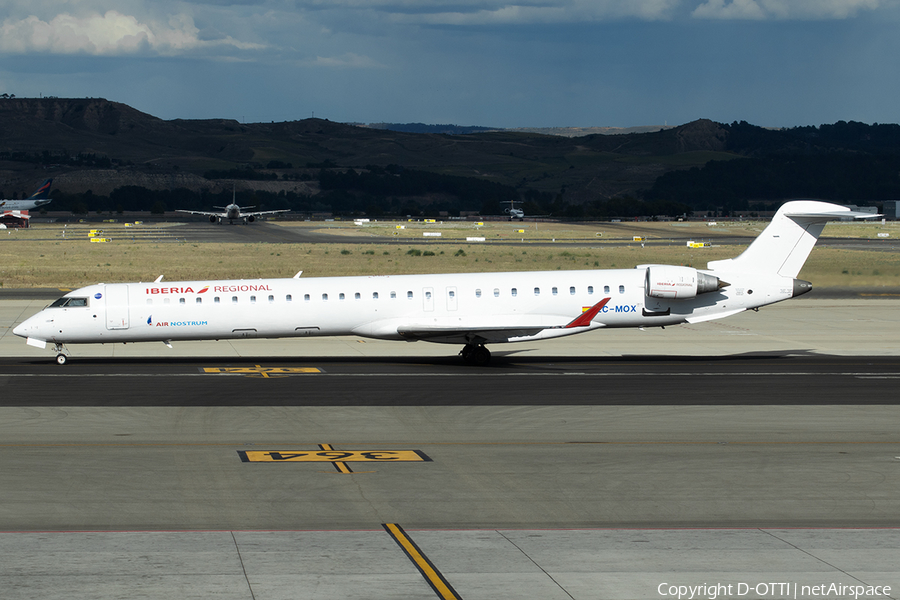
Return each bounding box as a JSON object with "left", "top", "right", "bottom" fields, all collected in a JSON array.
[
  {"left": 0, "top": 98, "right": 725, "bottom": 199},
  {"left": 1, "top": 98, "right": 899, "bottom": 217}
]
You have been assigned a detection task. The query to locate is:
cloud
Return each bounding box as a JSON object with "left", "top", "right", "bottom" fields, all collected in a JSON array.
[
  {"left": 304, "top": 53, "right": 386, "bottom": 68},
  {"left": 692, "top": 0, "right": 881, "bottom": 20},
  {"left": 308, "top": 0, "right": 681, "bottom": 26},
  {"left": 0, "top": 10, "right": 263, "bottom": 55}
]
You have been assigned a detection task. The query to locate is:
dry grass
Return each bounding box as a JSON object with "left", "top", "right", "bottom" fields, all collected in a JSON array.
[{"left": 1, "top": 222, "right": 898, "bottom": 289}]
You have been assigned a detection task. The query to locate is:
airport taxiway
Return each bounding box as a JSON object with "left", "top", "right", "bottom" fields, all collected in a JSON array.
[{"left": 1, "top": 298, "right": 899, "bottom": 599}]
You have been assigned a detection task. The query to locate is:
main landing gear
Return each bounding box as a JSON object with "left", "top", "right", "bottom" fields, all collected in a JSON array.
[{"left": 460, "top": 344, "right": 491, "bottom": 366}]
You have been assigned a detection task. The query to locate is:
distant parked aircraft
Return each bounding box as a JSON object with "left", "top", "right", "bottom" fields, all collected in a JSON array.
[{"left": 0, "top": 179, "right": 52, "bottom": 211}]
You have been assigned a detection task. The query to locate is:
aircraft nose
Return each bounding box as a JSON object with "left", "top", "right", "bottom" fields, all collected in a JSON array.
[{"left": 13, "top": 314, "right": 40, "bottom": 338}]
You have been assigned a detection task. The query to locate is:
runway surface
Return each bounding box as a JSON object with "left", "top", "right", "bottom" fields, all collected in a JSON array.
[
  {"left": 1, "top": 299, "right": 899, "bottom": 599},
  {"left": 2, "top": 354, "right": 900, "bottom": 406}
]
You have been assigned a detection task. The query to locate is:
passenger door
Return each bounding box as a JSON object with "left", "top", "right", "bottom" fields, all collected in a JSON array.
[{"left": 105, "top": 284, "right": 130, "bottom": 330}]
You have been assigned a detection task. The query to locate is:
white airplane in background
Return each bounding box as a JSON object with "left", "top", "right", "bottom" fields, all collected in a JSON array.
[
  {"left": 176, "top": 190, "right": 288, "bottom": 224},
  {"left": 14, "top": 200, "right": 873, "bottom": 365},
  {"left": 0, "top": 179, "right": 53, "bottom": 211}
]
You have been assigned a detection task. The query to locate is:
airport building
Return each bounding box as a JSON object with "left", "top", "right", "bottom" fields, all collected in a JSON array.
[
  {"left": 0, "top": 210, "right": 30, "bottom": 228},
  {"left": 882, "top": 200, "right": 900, "bottom": 220}
]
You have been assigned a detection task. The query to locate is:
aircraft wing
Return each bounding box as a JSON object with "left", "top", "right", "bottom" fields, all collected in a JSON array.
[
  {"left": 395, "top": 298, "right": 611, "bottom": 343},
  {"left": 242, "top": 210, "right": 290, "bottom": 217},
  {"left": 176, "top": 210, "right": 224, "bottom": 217},
  {"left": 397, "top": 324, "right": 546, "bottom": 344}
]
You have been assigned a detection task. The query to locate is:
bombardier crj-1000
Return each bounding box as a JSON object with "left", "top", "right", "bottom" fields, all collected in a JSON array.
[{"left": 15, "top": 201, "right": 872, "bottom": 365}]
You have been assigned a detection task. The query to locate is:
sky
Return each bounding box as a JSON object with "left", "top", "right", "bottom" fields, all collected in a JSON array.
[{"left": 1, "top": 0, "right": 899, "bottom": 128}]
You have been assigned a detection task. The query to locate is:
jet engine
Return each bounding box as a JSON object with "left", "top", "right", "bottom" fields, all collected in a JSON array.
[
  {"left": 644, "top": 265, "right": 727, "bottom": 299},
  {"left": 246, "top": 215, "right": 256, "bottom": 223},
  {"left": 209, "top": 215, "right": 218, "bottom": 223}
]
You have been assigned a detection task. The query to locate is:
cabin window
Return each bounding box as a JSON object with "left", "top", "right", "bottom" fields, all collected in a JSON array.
[
  {"left": 570, "top": 286, "right": 576, "bottom": 295},
  {"left": 391, "top": 291, "right": 397, "bottom": 299},
  {"left": 373, "top": 292, "right": 379, "bottom": 300},
  {"left": 179, "top": 298, "right": 186, "bottom": 305},
  {"left": 304, "top": 294, "right": 310, "bottom": 302},
  {"left": 214, "top": 297, "right": 220, "bottom": 304},
  {"left": 619, "top": 285, "right": 625, "bottom": 294},
  {"left": 339, "top": 293, "right": 345, "bottom": 301},
  {"left": 604, "top": 285, "right": 610, "bottom": 294},
  {"left": 534, "top": 287, "right": 540, "bottom": 296},
  {"left": 146, "top": 299, "right": 153, "bottom": 305},
  {"left": 268, "top": 295, "right": 274, "bottom": 303},
  {"left": 588, "top": 286, "right": 594, "bottom": 295},
  {"left": 493, "top": 288, "right": 500, "bottom": 297},
  {"left": 163, "top": 298, "right": 170, "bottom": 305},
  {"left": 322, "top": 293, "right": 328, "bottom": 301},
  {"left": 355, "top": 292, "right": 361, "bottom": 300},
  {"left": 407, "top": 291, "right": 413, "bottom": 299},
  {"left": 475, "top": 289, "right": 482, "bottom": 298},
  {"left": 231, "top": 296, "right": 238, "bottom": 304},
  {"left": 196, "top": 298, "right": 202, "bottom": 305},
  {"left": 250, "top": 296, "right": 256, "bottom": 304},
  {"left": 552, "top": 287, "right": 558, "bottom": 296},
  {"left": 425, "top": 291, "right": 432, "bottom": 300},
  {"left": 286, "top": 295, "right": 292, "bottom": 302},
  {"left": 449, "top": 290, "right": 455, "bottom": 298},
  {"left": 511, "top": 288, "right": 518, "bottom": 297}
]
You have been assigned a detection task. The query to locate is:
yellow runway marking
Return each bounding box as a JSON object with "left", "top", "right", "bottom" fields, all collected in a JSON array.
[
  {"left": 238, "top": 448, "right": 432, "bottom": 463},
  {"left": 202, "top": 366, "right": 321, "bottom": 377},
  {"left": 320, "top": 443, "right": 353, "bottom": 474},
  {"left": 384, "top": 523, "right": 462, "bottom": 600}
]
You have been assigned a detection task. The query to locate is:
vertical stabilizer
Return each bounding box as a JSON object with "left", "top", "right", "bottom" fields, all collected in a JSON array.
[
  {"left": 707, "top": 200, "right": 874, "bottom": 278},
  {"left": 27, "top": 179, "right": 53, "bottom": 201}
]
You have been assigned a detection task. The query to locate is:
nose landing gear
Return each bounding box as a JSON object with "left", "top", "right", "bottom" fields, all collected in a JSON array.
[
  {"left": 54, "top": 343, "right": 69, "bottom": 365},
  {"left": 460, "top": 344, "right": 491, "bottom": 366}
]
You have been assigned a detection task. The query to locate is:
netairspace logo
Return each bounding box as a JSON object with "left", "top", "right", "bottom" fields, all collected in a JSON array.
[{"left": 657, "top": 582, "right": 893, "bottom": 600}]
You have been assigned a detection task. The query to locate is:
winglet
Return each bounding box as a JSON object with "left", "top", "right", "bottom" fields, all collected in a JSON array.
[{"left": 565, "top": 297, "right": 611, "bottom": 328}]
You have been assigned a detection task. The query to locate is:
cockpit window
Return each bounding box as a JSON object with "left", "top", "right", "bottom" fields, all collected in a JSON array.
[{"left": 49, "top": 297, "right": 88, "bottom": 308}]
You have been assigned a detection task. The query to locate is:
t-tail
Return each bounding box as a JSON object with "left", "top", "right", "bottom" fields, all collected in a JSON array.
[{"left": 706, "top": 200, "right": 876, "bottom": 295}]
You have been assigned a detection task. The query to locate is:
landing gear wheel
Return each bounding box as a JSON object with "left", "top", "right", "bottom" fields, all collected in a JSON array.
[
  {"left": 460, "top": 344, "right": 491, "bottom": 366},
  {"left": 472, "top": 346, "right": 491, "bottom": 366},
  {"left": 56, "top": 353, "right": 68, "bottom": 365}
]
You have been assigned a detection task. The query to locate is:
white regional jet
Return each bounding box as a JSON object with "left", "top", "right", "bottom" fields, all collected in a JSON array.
[{"left": 14, "top": 200, "right": 872, "bottom": 365}]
